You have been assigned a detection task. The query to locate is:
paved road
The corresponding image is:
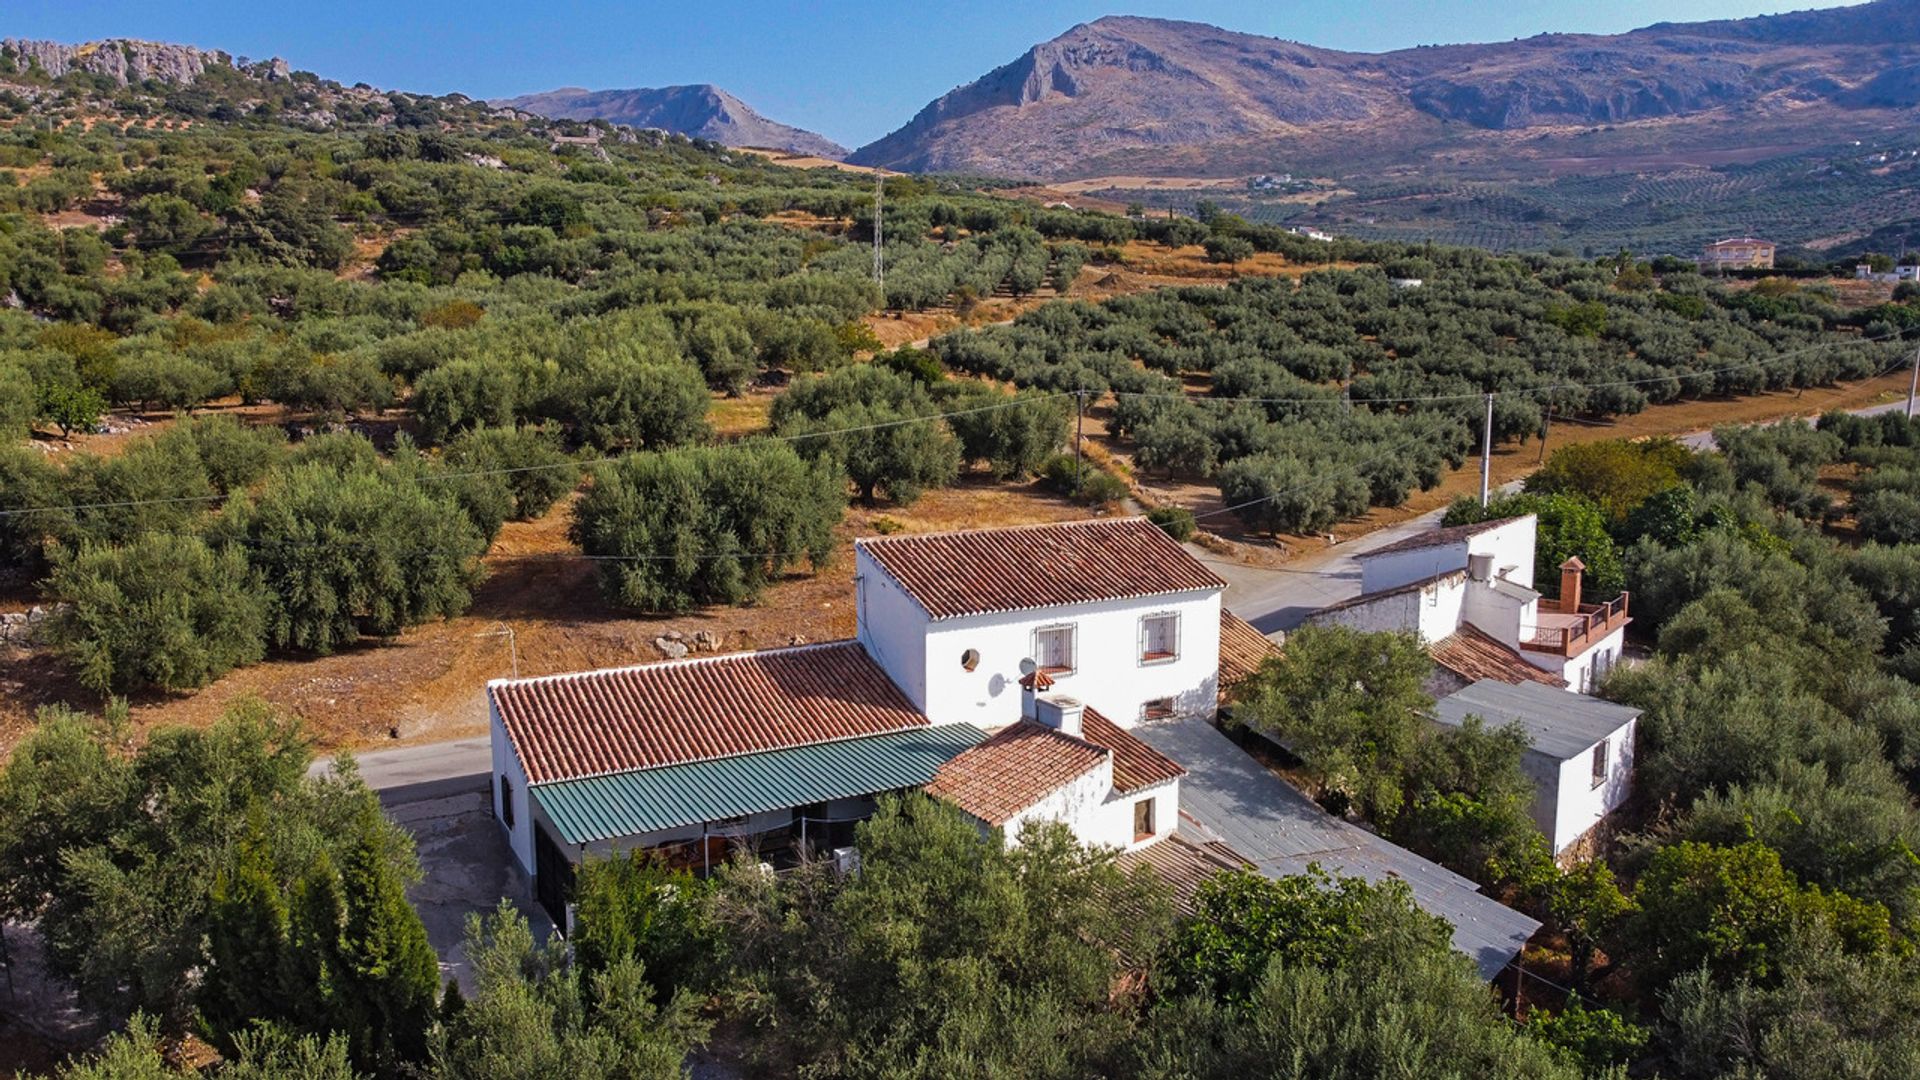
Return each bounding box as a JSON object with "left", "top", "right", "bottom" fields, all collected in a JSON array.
[
  {"left": 1200, "top": 480, "right": 1524, "bottom": 635},
  {"left": 313, "top": 736, "right": 491, "bottom": 802},
  {"left": 1678, "top": 395, "right": 1914, "bottom": 451}
]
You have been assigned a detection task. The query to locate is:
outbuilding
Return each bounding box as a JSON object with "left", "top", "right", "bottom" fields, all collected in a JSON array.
[{"left": 1432, "top": 678, "right": 1641, "bottom": 857}]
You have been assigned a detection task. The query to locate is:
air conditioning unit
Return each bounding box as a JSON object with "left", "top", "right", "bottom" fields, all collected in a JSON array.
[{"left": 833, "top": 846, "right": 862, "bottom": 876}]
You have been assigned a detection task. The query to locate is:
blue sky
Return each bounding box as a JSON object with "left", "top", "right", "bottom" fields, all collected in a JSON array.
[{"left": 10, "top": 1, "right": 1862, "bottom": 148}]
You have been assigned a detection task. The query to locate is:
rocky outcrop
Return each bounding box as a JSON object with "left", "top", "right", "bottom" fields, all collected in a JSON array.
[
  {"left": 0, "top": 38, "right": 291, "bottom": 88},
  {"left": 0, "top": 605, "right": 57, "bottom": 647},
  {"left": 493, "top": 84, "right": 846, "bottom": 158}
]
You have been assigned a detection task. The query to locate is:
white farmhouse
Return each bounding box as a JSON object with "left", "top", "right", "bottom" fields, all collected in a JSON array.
[
  {"left": 1314, "top": 514, "right": 1630, "bottom": 693},
  {"left": 1433, "top": 679, "right": 1641, "bottom": 857},
  {"left": 854, "top": 518, "right": 1226, "bottom": 728},
  {"left": 488, "top": 518, "right": 1249, "bottom": 927}
]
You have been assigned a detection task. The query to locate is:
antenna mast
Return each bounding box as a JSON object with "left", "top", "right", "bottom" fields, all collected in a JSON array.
[{"left": 872, "top": 174, "right": 885, "bottom": 288}]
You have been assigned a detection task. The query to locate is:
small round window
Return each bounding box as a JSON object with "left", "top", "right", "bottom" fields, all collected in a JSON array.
[{"left": 960, "top": 648, "right": 981, "bottom": 672}]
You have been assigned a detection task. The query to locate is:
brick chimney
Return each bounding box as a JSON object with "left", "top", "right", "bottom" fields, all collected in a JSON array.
[{"left": 1559, "top": 556, "right": 1585, "bottom": 614}]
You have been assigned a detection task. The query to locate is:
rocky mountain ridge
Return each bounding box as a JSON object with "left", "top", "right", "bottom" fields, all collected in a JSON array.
[
  {"left": 493, "top": 83, "right": 844, "bottom": 158},
  {"left": 848, "top": 2, "right": 1920, "bottom": 179},
  {"left": 0, "top": 37, "right": 290, "bottom": 87}
]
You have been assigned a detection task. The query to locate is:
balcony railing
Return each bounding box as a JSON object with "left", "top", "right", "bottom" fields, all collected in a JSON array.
[{"left": 1523, "top": 592, "right": 1631, "bottom": 658}]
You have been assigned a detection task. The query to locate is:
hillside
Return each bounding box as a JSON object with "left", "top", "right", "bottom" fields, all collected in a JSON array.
[
  {"left": 849, "top": 3, "right": 1920, "bottom": 183},
  {"left": 493, "top": 84, "right": 845, "bottom": 157}
]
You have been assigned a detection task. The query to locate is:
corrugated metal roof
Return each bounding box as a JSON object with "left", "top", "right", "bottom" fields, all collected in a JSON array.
[
  {"left": 1130, "top": 716, "right": 1540, "bottom": 981},
  {"left": 534, "top": 724, "right": 988, "bottom": 845},
  {"left": 491, "top": 641, "right": 928, "bottom": 784},
  {"left": 857, "top": 518, "right": 1224, "bottom": 621},
  {"left": 1434, "top": 679, "right": 1641, "bottom": 761}
]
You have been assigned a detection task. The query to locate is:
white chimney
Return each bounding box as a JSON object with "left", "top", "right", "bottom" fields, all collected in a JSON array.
[
  {"left": 1468, "top": 552, "right": 1495, "bottom": 581},
  {"left": 1034, "top": 694, "right": 1085, "bottom": 739}
]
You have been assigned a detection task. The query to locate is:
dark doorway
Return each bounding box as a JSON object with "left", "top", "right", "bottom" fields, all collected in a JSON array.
[{"left": 533, "top": 824, "right": 575, "bottom": 932}]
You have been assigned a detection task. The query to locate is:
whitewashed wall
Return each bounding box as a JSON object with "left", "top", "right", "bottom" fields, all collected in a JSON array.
[
  {"left": 1462, "top": 579, "right": 1535, "bottom": 648},
  {"left": 1000, "top": 760, "right": 1115, "bottom": 849},
  {"left": 1356, "top": 513, "right": 1538, "bottom": 594},
  {"left": 1358, "top": 543, "right": 1468, "bottom": 594},
  {"left": 921, "top": 591, "right": 1222, "bottom": 729},
  {"left": 488, "top": 691, "right": 536, "bottom": 878},
  {"left": 854, "top": 546, "right": 931, "bottom": 710},
  {"left": 1525, "top": 718, "right": 1636, "bottom": 853},
  {"left": 1313, "top": 573, "right": 1466, "bottom": 643},
  {"left": 856, "top": 546, "right": 1224, "bottom": 730},
  {"left": 1556, "top": 627, "right": 1628, "bottom": 693},
  {"left": 1466, "top": 516, "right": 1539, "bottom": 589},
  {"left": 1096, "top": 779, "right": 1180, "bottom": 853}
]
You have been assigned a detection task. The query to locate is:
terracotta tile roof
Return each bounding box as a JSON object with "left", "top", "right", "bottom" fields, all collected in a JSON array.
[
  {"left": 1119, "top": 835, "right": 1254, "bottom": 916},
  {"left": 858, "top": 518, "right": 1224, "bottom": 621},
  {"left": 1083, "top": 708, "right": 1187, "bottom": 793},
  {"left": 1357, "top": 516, "right": 1528, "bottom": 559},
  {"left": 1430, "top": 625, "right": 1566, "bottom": 689},
  {"left": 1019, "top": 669, "right": 1055, "bottom": 691},
  {"left": 925, "top": 721, "right": 1108, "bottom": 826},
  {"left": 491, "top": 641, "right": 928, "bottom": 785},
  {"left": 1218, "top": 611, "right": 1280, "bottom": 690}
]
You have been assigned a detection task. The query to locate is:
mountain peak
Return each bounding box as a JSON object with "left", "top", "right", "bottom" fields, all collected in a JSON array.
[
  {"left": 492, "top": 83, "right": 844, "bottom": 158},
  {"left": 849, "top": 1, "right": 1920, "bottom": 179}
]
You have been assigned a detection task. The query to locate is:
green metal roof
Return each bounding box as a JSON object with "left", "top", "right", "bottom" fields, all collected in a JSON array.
[{"left": 532, "top": 724, "right": 988, "bottom": 845}]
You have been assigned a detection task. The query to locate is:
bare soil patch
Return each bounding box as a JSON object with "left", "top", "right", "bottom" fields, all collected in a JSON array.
[{"left": 733, "top": 148, "right": 894, "bottom": 176}]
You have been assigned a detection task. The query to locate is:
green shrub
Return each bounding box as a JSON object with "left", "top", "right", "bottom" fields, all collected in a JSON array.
[
  {"left": 1040, "top": 453, "right": 1128, "bottom": 505},
  {"left": 1148, "top": 505, "right": 1197, "bottom": 540},
  {"left": 47, "top": 532, "right": 268, "bottom": 694}
]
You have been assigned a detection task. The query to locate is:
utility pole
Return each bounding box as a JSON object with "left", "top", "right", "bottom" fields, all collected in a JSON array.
[
  {"left": 1908, "top": 342, "right": 1919, "bottom": 420},
  {"left": 871, "top": 174, "right": 884, "bottom": 288},
  {"left": 1480, "top": 392, "right": 1494, "bottom": 508},
  {"left": 1073, "top": 388, "right": 1086, "bottom": 496},
  {"left": 1537, "top": 404, "right": 1553, "bottom": 465}
]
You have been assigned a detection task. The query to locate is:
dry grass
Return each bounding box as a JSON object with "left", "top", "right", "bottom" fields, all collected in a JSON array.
[
  {"left": 708, "top": 392, "right": 777, "bottom": 437},
  {"left": 732, "top": 148, "right": 894, "bottom": 176}
]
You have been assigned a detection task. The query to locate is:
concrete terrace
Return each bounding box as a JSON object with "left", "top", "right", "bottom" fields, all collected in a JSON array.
[{"left": 1133, "top": 716, "right": 1540, "bottom": 980}]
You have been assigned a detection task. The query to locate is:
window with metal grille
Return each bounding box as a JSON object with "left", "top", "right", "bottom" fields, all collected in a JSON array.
[
  {"left": 1133, "top": 799, "right": 1156, "bottom": 841},
  {"left": 499, "top": 774, "right": 515, "bottom": 828},
  {"left": 1591, "top": 740, "right": 1609, "bottom": 790},
  {"left": 1033, "top": 624, "right": 1076, "bottom": 674},
  {"left": 1139, "top": 612, "right": 1179, "bottom": 664},
  {"left": 1141, "top": 697, "right": 1176, "bottom": 721}
]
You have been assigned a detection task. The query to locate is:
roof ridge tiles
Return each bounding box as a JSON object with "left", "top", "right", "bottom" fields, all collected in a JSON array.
[
  {"left": 855, "top": 514, "right": 1141, "bottom": 547},
  {"left": 485, "top": 637, "right": 862, "bottom": 691},
  {"left": 857, "top": 517, "right": 1224, "bottom": 621}
]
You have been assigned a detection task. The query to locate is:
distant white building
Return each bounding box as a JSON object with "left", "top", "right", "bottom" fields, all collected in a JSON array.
[
  {"left": 1433, "top": 679, "right": 1640, "bottom": 857},
  {"left": 1311, "top": 514, "right": 1630, "bottom": 693}
]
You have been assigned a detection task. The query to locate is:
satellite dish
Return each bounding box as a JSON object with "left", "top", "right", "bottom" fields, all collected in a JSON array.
[{"left": 1018, "top": 657, "right": 1037, "bottom": 677}]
